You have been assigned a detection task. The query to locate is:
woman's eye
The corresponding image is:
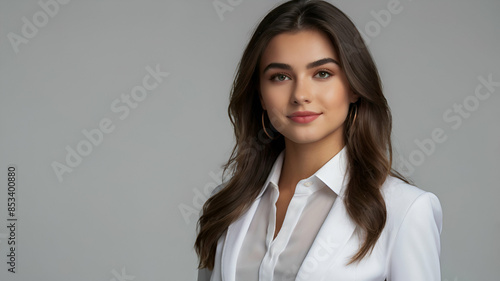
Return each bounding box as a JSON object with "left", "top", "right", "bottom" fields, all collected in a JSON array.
[
  {"left": 315, "top": 71, "right": 331, "bottom": 79},
  {"left": 271, "top": 74, "right": 290, "bottom": 82}
]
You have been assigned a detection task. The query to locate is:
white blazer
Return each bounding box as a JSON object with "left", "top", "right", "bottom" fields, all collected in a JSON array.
[{"left": 197, "top": 155, "right": 443, "bottom": 281}]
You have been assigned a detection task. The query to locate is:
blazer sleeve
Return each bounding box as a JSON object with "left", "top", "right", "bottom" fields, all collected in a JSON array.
[{"left": 388, "top": 192, "right": 443, "bottom": 281}]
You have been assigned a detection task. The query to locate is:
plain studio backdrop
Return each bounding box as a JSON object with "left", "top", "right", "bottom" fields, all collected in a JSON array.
[{"left": 0, "top": 0, "right": 499, "bottom": 280}]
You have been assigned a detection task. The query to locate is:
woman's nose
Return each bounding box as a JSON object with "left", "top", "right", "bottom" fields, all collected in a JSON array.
[{"left": 291, "top": 76, "right": 312, "bottom": 104}]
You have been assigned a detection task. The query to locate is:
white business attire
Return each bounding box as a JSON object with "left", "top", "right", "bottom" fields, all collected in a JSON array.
[{"left": 197, "top": 146, "right": 443, "bottom": 281}]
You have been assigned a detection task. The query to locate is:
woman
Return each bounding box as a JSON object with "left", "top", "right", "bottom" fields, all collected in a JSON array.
[{"left": 195, "top": 0, "right": 443, "bottom": 280}]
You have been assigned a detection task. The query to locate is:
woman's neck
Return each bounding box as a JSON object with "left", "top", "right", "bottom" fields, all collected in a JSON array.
[{"left": 278, "top": 134, "right": 345, "bottom": 194}]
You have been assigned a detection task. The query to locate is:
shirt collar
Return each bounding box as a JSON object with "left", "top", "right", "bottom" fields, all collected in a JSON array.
[{"left": 257, "top": 145, "right": 349, "bottom": 199}]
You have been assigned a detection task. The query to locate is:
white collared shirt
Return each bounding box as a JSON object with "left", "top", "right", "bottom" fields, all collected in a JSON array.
[
  {"left": 235, "top": 146, "right": 347, "bottom": 281},
  {"left": 197, "top": 144, "right": 443, "bottom": 281}
]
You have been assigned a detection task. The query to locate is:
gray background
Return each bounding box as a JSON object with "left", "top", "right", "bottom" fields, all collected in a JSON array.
[{"left": 0, "top": 0, "right": 498, "bottom": 280}]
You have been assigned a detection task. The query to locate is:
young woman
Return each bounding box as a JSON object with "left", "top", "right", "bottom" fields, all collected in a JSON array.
[{"left": 195, "top": 0, "right": 443, "bottom": 280}]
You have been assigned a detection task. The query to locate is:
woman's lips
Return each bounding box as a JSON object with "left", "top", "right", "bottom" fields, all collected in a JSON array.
[{"left": 288, "top": 113, "right": 321, "bottom": 124}]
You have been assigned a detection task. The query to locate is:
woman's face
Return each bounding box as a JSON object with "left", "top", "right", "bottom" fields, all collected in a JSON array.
[{"left": 259, "top": 29, "right": 358, "bottom": 146}]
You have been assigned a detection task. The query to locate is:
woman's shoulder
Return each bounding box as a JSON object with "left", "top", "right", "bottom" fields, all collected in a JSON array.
[{"left": 380, "top": 175, "right": 443, "bottom": 229}]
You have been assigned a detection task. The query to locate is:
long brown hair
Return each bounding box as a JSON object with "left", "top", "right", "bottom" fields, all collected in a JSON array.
[{"left": 194, "top": 0, "right": 411, "bottom": 270}]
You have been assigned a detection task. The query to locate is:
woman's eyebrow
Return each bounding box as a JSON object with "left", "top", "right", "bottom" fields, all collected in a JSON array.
[{"left": 262, "top": 58, "right": 339, "bottom": 74}]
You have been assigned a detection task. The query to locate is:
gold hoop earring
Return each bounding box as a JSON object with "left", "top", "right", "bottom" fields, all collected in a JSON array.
[
  {"left": 350, "top": 103, "right": 358, "bottom": 128},
  {"left": 352, "top": 104, "right": 358, "bottom": 126},
  {"left": 262, "top": 111, "right": 278, "bottom": 140}
]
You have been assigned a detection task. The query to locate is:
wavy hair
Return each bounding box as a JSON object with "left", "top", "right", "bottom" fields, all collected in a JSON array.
[{"left": 194, "top": 0, "right": 411, "bottom": 270}]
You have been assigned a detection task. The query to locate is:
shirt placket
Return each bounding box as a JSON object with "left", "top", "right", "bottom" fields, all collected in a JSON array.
[{"left": 259, "top": 180, "right": 316, "bottom": 280}]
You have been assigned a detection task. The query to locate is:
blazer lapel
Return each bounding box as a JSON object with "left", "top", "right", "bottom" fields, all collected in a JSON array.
[
  {"left": 295, "top": 147, "right": 356, "bottom": 280},
  {"left": 220, "top": 193, "right": 357, "bottom": 281},
  {"left": 219, "top": 150, "right": 284, "bottom": 281},
  {"left": 220, "top": 194, "right": 263, "bottom": 281},
  {"left": 295, "top": 193, "right": 357, "bottom": 281}
]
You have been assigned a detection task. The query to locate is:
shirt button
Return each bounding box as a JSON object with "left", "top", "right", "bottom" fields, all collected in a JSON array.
[{"left": 304, "top": 181, "right": 312, "bottom": 187}]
